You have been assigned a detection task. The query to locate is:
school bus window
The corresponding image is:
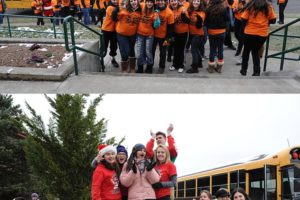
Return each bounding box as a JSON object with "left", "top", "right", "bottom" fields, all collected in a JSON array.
[
  {"left": 249, "top": 168, "right": 264, "bottom": 200},
  {"left": 186, "top": 179, "right": 196, "bottom": 197},
  {"left": 212, "top": 173, "right": 228, "bottom": 195},
  {"left": 230, "top": 171, "right": 246, "bottom": 192},
  {"left": 197, "top": 176, "right": 210, "bottom": 192},
  {"left": 178, "top": 181, "right": 184, "bottom": 197},
  {"left": 281, "top": 165, "right": 300, "bottom": 200}
]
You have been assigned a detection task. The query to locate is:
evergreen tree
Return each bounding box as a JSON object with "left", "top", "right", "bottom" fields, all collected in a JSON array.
[
  {"left": 23, "top": 94, "right": 123, "bottom": 200},
  {"left": 0, "top": 94, "right": 30, "bottom": 199}
]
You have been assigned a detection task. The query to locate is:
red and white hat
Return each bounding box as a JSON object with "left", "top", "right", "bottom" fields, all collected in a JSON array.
[{"left": 98, "top": 144, "right": 117, "bottom": 157}]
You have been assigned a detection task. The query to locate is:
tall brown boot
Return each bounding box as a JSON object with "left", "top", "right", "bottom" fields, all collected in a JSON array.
[
  {"left": 121, "top": 60, "right": 129, "bottom": 73},
  {"left": 128, "top": 57, "right": 136, "bottom": 73}
]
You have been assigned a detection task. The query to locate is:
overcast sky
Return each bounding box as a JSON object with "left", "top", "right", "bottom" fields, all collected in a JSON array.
[{"left": 13, "top": 94, "right": 300, "bottom": 177}]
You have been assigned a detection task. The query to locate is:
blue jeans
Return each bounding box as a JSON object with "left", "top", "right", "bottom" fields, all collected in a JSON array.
[
  {"left": 54, "top": 11, "right": 60, "bottom": 25},
  {"left": 82, "top": 8, "right": 90, "bottom": 25},
  {"left": 136, "top": 34, "right": 154, "bottom": 66},
  {"left": 191, "top": 35, "right": 205, "bottom": 65},
  {"left": 208, "top": 32, "right": 225, "bottom": 62},
  {"left": 117, "top": 33, "right": 136, "bottom": 61},
  {"left": 0, "top": 13, "right": 4, "bottom": 24}
]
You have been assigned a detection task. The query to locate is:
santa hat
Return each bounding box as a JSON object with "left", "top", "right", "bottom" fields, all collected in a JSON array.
[{"left": 98, "top": 144, "right": 117, "bottom": 157}]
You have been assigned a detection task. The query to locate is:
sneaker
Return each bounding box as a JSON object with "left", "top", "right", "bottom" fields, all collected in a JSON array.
[
  {"left": 169, "top": 66, "right": 175, "bottom": 71},
  {"left": 235, "top": 51, "right": 241, "bottom": 56},
  {"left": 178, "top": 68, "right": 184, "bottom": 73},
  {"left": 240, "top": 69, "right": 247, "bottom": 76}
]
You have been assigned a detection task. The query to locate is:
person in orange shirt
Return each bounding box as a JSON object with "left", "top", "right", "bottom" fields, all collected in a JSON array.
[
  {"left": 52, "top": 0, "right": 61, "bottom": 25},
  {"left": 101, "top": 0, "right": 120, "bottom": 68},
  {"left": 81, "top": 0, "right": 91, "bottom": 24},
  {"left": 204, "top": 0, "right": 229, "bottom": 73},
  {"left": 60, "top": 0, "right": 70, "bottom": 23},
  {"left": 112, "top": 0, "right": 142, "bottom": 72},
  {"left": 168, "top": 0, "right": 190, "bottom": 73},
  {"left": 240, "top": 0, "right": 276, "bottom": 76},
  {"left": 151, "top": 0, "right": 174, "bottom": 74},
  {"left": 0, "top": 0, "right": 7, "bottom": 25},
  {"left": 31, "top": 0, "right": 45, "bottom": 25},
  {"left": 232, "top": 0, "right": 246, "bottom": 56},
  {"left": 186, "top": 0, "right": 206, "bottom": 73},
  {"left": 136, "top": 0, "right": 160, "bottom": 73},
  {"left": 277, "top": 0, "right": 287, "bottom": 24},
  {"left": 42, "top": 0, "right": 54, "bottom": 21}
]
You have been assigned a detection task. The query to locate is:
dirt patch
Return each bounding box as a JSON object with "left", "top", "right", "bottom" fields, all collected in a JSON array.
[{"left": 0, "top": 43, "right": 70, "bottom": 68}]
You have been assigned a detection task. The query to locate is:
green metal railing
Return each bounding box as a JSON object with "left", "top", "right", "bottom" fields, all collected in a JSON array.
[
  {"left": 63, "top": 16, "right": 106, "bottom": 75},
  {"left": 0, "top": 14, "right": 64, "bottom": 38},
  {"left": 263, "top": 18, "right": 300, "bottom": 72}
]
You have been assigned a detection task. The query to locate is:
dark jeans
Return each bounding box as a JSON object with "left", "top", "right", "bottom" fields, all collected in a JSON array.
[
  {"left": 117, "top": 33, "right": 136, "bottom": 61},
  {"left": 152, "top": 37, "right": 167, "bottom": 68},
  {"left": 234, "top": 19, "right": 244, "bottom": 53},
  {"left": 36, "top": 13, "right": 44, "bottom": 25},
  {"left": 173, "top": 32, "right": 188, "bottom": 69},
  {"left": 242, "top": 34, "right": 267, "bottom": 73},
  {"left": 279, "top": 1, "right": 288, "bottom": 23},
  {"left": 224, "top": 22, "right": 233, "bottom": 47},
  {"left": 208, "top": 32, "right": 225, "bottom": 62},
  {"left": 103, "top": 30, "right": 118, "bottom": 57},
  {"left": 191, "top": 35, "right": 205, "bottom": 65},
  {"left": 200, "top": 26, "right": 208, "bottom": 56}
]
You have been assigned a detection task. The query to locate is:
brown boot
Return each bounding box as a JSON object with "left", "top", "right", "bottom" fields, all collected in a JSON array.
[
  {"left": 121, "top": 60, "right": 129, "bottom": 73},
  {"left": 215, "top": 60, "right": 224, "bottom": 73},
  {"left": 128, "top": 57, "right": 136, "bottom": 73},
  {"left": 207, "top": 62, "right": 215, "bottom": 73}
]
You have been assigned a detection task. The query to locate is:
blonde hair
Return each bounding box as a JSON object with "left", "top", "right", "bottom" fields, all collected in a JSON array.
[{"left": 155, "top": 144, "right": 171, "bottom": 164}]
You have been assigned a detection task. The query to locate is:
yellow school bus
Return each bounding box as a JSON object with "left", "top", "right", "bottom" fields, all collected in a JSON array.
[
  {"left": 5, "top": 0, "right": 32, "bottom": 9},
  {"left": 175, "top": 146, "right": 300, "bottom": 200}
]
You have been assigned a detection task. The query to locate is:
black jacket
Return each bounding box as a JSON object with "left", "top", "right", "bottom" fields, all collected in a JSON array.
[{"left": 205, "top": 8, "right": 229, "bottom": 29}]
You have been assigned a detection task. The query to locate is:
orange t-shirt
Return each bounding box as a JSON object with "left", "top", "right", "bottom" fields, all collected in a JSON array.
[
  {"left": 137, "top": 10, "right": 157, "bottom": 36},
  {"left": 52, "top": 0, "right": 61, "bottom": 12},
  {"left": 0, "top": 0, "right": 3, "bottom": 12},
  {"left": 81, "top": 0, "right": 91, "bottom": 8},
  {"left": 61, "top": 0, "right": 70, "bottom": 7},
  {"left": 173, "top": 6, "right": 189, "bottom": 34},
  {"left": 102, "top": 5, "right": 117, "bottom": 32},
  {"left": 31, "top": 0, "right": 43, "bottom": 14},
  {"left": 232, "top": 0, "right": 244, "bottom": 20},
  {"left": 241, "top": 5, "right": 276, "bottom": 37},
  {"left": 74, "top": 0, "right": 81, "bottom": 6},
  {"left": 116, "top": 9, "right": 142, "bottom": 36},
  {"left": 278, "top": 0, "right": 286, "bottom": 3},
  {"left": 97, "top": 0, "right": 109, "bottom": 9},
  {"left": 189, "top": 11, "right": 205, "bottom": 36},
  {"left": 154, "top": 7, "right": 174, "bottom": 38}
]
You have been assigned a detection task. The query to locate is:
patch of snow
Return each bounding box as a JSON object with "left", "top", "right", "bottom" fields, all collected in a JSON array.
[
  {"left": 19, "top": 43, "right": 33, "bottom": 47},
  {"left": 16, "top": 27, "right": 36, "bottom": 31},
  {"left": 47, "top": 65, "right": 54, "bottom": 69},
  {"left": 38, "top": 48, "right": 48, "bottom": 51},
  {"left": 0, "top": 46, "right": 8, "bottom": 49},
  {"left": 7, "top": 68, "right": 13, "bottom": 73},
  {"left": 62, "top": 52, "right": 72, "bottom": 62}
]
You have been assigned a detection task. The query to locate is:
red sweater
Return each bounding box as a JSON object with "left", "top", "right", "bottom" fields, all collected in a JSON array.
[{"left": 91, "top": 164, "right": 122, "bottom": 200}]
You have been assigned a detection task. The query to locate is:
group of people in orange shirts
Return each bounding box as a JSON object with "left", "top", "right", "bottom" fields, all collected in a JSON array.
[{"left": 100, "top": 0, "right": 277, "bottom": 76}]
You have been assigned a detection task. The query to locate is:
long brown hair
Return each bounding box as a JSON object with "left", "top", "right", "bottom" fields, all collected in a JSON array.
[
  {"left": 242, "top": 0, "right": 270, "bottom": 17},
  {"left": 143, "top": 0, "right": 155, "bottom": 15},
  {"left": 206, "top": 0, "right": 226, "bottom": 20}
]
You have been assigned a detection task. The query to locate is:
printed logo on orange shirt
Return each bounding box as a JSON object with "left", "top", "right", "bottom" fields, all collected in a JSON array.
[{"left": 125, "top": 15, "right": 140, "bottom": 25}]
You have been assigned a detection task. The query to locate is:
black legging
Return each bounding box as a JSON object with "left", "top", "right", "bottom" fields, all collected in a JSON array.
[
  {"left": 173, "top": 32, "right": 188, "bottom": 69},
  {"left": 241, "top": 34, "right": 267, "bottom": 74},
  {"left": 279, "top": 0, "right": 288, "bottom": 23},
  {"left": 234, "top": 19, "right": 244, "bottom": 53}
]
